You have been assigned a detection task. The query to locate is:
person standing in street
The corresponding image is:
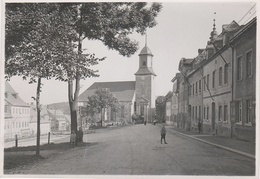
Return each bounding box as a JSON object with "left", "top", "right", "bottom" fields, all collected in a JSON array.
[
  {"left": 161, "top": 125, "right": 167, "bottom": 144},
  {"left": 198, "top": 120, "right": 201, "bottom": 133}
]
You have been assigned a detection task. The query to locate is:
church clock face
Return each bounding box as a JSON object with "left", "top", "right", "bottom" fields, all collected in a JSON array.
[{"left": 141, "top": 76, "right": 145, "bottom": 80}]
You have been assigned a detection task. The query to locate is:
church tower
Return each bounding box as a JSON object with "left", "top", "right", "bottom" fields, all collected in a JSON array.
[{"left": 134, "top": 43, "right": 156, "bottom": 123}]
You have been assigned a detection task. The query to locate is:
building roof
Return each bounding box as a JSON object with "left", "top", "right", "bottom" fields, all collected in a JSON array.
[
  {"left": 230, "top": 17, "right": 256, "bottom": 44},
  {"left": 134, "top": 67, "right": 156, "bottom": 76},
  {"left": 139, "top": 45, "right": 153, "bottom": 56},
  {"left": 79, "top": 81, "right": 136, "bottom": 102},
  {"left": 5, "top": 81, "right": 29, "bottom": 107}
]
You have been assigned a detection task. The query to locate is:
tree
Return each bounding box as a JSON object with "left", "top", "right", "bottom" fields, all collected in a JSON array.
[
  {"left": 5, "top": 3, "right": 106, "bottom": 155},
  {"left": 87, "top": 88, "right": 119, "bottom": 127},
  {"left": 5, "top": 3, "right": 98, "bottom": 155},
  {"left": 156, "top": 96, "right": 166, "bottom": 122},
  {"left": 56, "top": 2, "right": 162, "bottom": 132},
  {"left": 5, "top": 3, "right": 66, "bottom": 156}
]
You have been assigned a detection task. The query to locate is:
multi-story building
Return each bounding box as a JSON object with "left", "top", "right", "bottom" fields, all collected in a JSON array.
[
  {"left": 171, "top": 73, "right": 181, "bottom": 127},
  {"left": 177, "top": 58, "right": 193, "bottom": 129},
  {"left": 202, "top": 20, "right": 240, "bottom": 137},
  {"left": 187, "top": 50, "right": 207, "bottom": 132},
  {"left": 171, "top": 18, "right": 256, "bottom": 141},
  {"left": 230, "top": 17, "right": 256, "bottom": 141},
  {"left": 4, "top": 81, "right": 31, "bottom": 139}
]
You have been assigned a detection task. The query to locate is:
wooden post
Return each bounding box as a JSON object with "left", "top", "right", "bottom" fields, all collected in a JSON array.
[
  {"left": 48, "top": 132, "right": 50, "bottom": 144},
  {"left": 15, "top": 134, "right": 18, "bottom": 148}
]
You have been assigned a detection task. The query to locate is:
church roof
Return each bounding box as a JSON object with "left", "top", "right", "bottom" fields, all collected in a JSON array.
[
  {"left": 79, "top": 81, "right": 136, "bottom": 102},
  {"left": 139, "top": 45, "right": 153, "bottom": 56},
  {"left": 5, "top": 81, "right": 29, "bottom": 107},
  {"left": 135, "top": 67, "right": 156, "bottom": 76}
]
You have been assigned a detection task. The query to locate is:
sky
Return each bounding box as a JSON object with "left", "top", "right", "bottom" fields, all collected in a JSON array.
[{"left": 3, "top": 1, "right": 257, "bottom": 105}]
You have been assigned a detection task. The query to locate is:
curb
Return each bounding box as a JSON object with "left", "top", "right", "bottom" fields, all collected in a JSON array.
[{"left": 167, "top": 127, "right": 255, "bottom": 159}]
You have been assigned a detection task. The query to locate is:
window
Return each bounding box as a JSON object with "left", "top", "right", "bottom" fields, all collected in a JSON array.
[
  {"left": 237, "top": 57, "right": 242, "bottom": 80},
  {"left": 238, "top": 101, "right": 242, "bottom": 122},
  {"left": 207, "top": 107, "right": 209, "bottom": 119},
  {"left": 246, "top": 99, "right": 252, "bottom": 123},
  {"left": 212, "top": 71, "right": 215, "bottom": 88},
  {"left": 196, "top": 82, "right": 198, "bottom": 94},
  {"left": 224, "top": 105, "right": 228, "bottom": 121},
  {"left": 204, "top": 76, "right": 206, "bottom": 91},
  {"left": 246, "top": 51, "right": 252, "bottom": 77},
  {"left": 195, "top": 106, "right": 197, "bottom": 119},
  {"left": 5, "top": 92, "right": 8, "bottom": 98},
  {"left": 224, "top": 64, "right": 228, "bottom": 84},
  {"left": 204, "top": 107, "right": 206, "bottom": 119},
  {"left": 193, "top": 84, "right": 194, "bottom": 95},
  {"left": 199, "top": 106, "right": 201, "bottom": 119},
  {"left": 192, "top": 106, "right": 194, "bottom": 118},
  {"left": 199, "top": 80, "right": 201, "bottom": 92},
  {"left": 207, "top": 74, "right": 209, "bottom": 90},
  {"left": 219, "top": 67, "right": 223, "bottom": 86},
  {"left": 4, "top": 105, "right": 8, "bottom": 113},
  {"left": 143, "top": 61, "right": 146, "bottom": 66},
  {"left": 219, "top": 105, "right": 222, "bottom": 121}
]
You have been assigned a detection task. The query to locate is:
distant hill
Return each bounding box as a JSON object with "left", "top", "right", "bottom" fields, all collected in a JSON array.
[{"left": 46, "top": 102, "right": 70, "bottom": 115}]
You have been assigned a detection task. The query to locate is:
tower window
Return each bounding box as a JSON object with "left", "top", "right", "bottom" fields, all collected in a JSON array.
[{"left": 143, "top": 61, "right": 146, "bottom": 66}]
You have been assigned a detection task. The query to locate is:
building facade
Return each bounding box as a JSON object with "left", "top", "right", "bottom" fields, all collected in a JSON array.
[
  {"left": 177, "top": 58, "right": 193, "bottom": 129},
  {"left": 4, "top": 82, "right": 31, "bottom": 139},
  {"left": 134, "top": 44, "right": 156, "bottom": 123},
  {"left": 230, "top": 17, "right": 256, "bottom": 141},
  {"left": 171, "top": 18, "right": 256, "bottom": 141},
  {"left": 171, "top": 73, "right": 181, "bottom": 127}
]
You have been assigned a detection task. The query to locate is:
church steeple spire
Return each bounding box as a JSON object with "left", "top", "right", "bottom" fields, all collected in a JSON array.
[{"left": 210, "top": 14, "right": 218, "bottom": 41}]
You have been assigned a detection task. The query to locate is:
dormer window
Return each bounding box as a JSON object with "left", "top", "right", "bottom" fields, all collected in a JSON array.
[{"left": 143, "top": 61, "right": 146, "bottom": 66}]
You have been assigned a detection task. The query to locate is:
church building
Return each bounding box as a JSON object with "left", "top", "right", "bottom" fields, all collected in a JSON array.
[{"left": 79, "top": 44, "right": 156, "bottom": 124}]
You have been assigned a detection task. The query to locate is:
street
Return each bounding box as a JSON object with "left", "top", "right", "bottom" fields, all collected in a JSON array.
[{"left": 6, "top": 124, "right": 255, "bottom": 175}]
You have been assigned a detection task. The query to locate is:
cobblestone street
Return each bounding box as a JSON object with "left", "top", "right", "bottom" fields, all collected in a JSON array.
[{"left": 4, "top": 124, "right": 255, "bottom": 176}]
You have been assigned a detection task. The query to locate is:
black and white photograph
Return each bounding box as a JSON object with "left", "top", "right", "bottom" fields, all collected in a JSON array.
[{"left": 1, "top": 0, "right": 258, "bottom": 178}]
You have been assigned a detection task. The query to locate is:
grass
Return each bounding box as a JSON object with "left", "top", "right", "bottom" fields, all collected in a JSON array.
[{"left": 4, "top": 142, "right": 89, "bottom": 171}]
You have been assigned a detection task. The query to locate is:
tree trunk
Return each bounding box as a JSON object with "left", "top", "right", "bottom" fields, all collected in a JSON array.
[
  {"left": 36, "top": 77, "right": 41, "bottom": 156},
  {"left": 68, "top": 4, "right": 83, "bottom": 133},
  {"left": 68, "top": 79, "right": 80, "bottom": 133}
]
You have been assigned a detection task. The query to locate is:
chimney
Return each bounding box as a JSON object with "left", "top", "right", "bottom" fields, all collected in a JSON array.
[{"left": 198, "top": 49, "right": 205, "bottom": 55}]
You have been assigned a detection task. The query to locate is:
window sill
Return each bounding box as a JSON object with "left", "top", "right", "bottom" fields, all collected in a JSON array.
[
  {"left": 245, "top": 123, "right": 252, "bottom": 127},
  {"left": 235, "top": 122, "right": 242, "bottom": 125}
]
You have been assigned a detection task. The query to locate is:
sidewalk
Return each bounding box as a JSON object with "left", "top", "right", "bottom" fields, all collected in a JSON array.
[{"left": 166, "top": 125, "right": 255, "bottom": 159}]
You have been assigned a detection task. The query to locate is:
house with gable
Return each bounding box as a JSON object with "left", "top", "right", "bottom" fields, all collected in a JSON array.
[
  {"left": 4, "top": 81, "right": 31, "bottom": 139},
  {"left": 29, "top": 104, "right": 51, "bottom": 136}
]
